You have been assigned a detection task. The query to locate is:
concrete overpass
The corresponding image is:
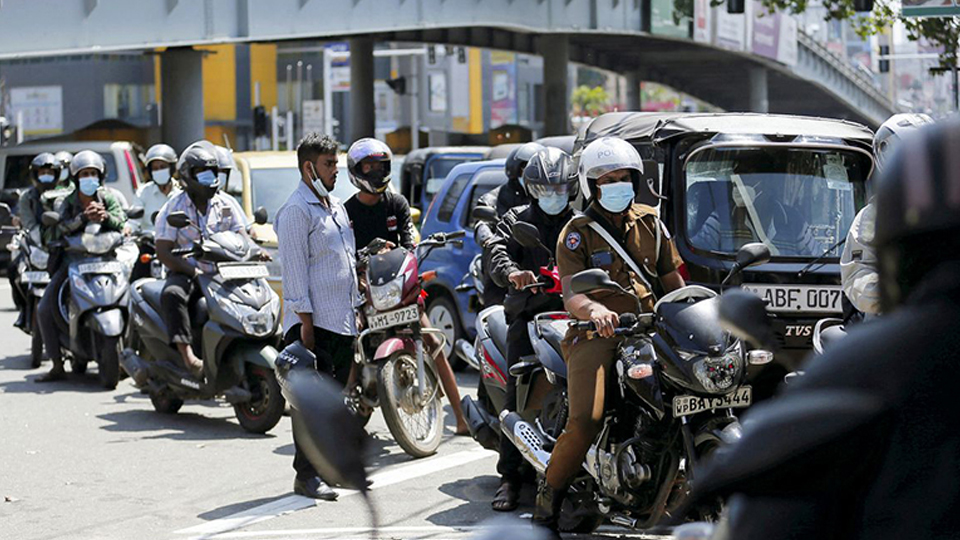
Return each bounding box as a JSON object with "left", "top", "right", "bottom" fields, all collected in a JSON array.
[{"left": 0, "top": 0, "right": 894, "bottom": 148}]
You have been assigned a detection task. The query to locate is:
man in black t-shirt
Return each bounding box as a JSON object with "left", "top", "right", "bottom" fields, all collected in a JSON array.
[{"left": 343, "top": 138, "right": 469, "bottom": 435}]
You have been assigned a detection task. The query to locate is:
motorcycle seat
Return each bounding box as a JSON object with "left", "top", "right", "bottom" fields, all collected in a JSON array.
[
  {"left": 485, "top": 309, "right": 509, "bottom": 353},
  {"left": 140, "top": 280, "right": 165, "bottom": 311}
]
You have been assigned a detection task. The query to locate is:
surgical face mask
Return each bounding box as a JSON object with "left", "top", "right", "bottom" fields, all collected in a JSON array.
[
  {"left": 597, "top": 182, "right": 634, "bottom": 213},
  {"left": 537, "top": 193, "right": 569, "bottom": 216},
  {"left": 152, "top": 168, "right": 171, "bottom": 186},
  {"left": 196, "top": 170, "right": 217, "bottom": 187},
  {"left": 307, "top": 163, "right": 330, "bottom": 198},
  {"left": 79, "top": 177, "right": 100, "bottom": 197},
  {"left": 37, "top": 174, "right": 55, "bottom": 184}
]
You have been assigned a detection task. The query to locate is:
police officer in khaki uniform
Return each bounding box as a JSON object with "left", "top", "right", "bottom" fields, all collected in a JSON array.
[{"left": 533, "top": 137, "right": 685, "bottom": 536}]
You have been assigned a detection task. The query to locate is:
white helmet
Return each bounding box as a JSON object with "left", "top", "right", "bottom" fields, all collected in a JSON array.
[
  {"left": 873, "top": 113, "right": 934, "bottom": 171},
  {"left": 578, "top": 137, "right": 643, "bottom": 201}
]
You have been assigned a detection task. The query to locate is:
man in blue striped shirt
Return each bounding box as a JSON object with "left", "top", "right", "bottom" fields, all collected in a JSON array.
[{"left": 275, "top": 133, "right": 357, "bottom": 501}]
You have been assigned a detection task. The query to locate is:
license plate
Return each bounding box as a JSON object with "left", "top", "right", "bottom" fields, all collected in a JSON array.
[
  {"left": 78, "top": 261, "right": 124, "bottom": 274},
  {"left": 22, "top": 271, "right": 50, "bottom": 284},
  {"left": 673, "top": 386, "right": 752, "bottom": 417},
  {"left": 367, "top": 304, "right": 420, "bottom": 331},
  {"left": 741, "top": 284, "right": 843, "bottom": 314},
  {"left": 219, "top": 263, "right": 269, "bottom": 280}
]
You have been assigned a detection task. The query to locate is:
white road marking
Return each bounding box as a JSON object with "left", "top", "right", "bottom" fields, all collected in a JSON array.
[{"left": 175, "top": 448, "right": 496, "bottom": 539}]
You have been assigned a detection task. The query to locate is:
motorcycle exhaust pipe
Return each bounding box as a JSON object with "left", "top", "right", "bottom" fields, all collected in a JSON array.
[
  {"left": 461, "top": 396, "right": 500, "bottom": 451},
  {"left": 499, "top": 411, "right": 551, "bottom": 475},
  {"left": 120, "top": 348, "right": 149, "bottom": 387},
  {"left": 454, "top": 338, "right": 478, "bottom": 370}
]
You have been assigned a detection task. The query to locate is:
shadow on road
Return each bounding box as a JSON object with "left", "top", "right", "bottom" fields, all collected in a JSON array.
[
  {"left": 0, "top": 353, "right": 40, "bottom": 371},
  {"left": 0, "top": 370, "right": 117, "bottom": 394},
  {"left": 96, "top": 408, "right": 275, "bottom": 442},
  {"left": 426, "top": 475, "right": 506, "bottom": 527},
  {"left": 197, "top": 494, "right": 300, "bottom": 521}
]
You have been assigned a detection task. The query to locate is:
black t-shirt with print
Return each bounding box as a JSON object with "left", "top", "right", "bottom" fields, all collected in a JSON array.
[{"left": 344, "top": 190, "right": 416, "bottom": 252}]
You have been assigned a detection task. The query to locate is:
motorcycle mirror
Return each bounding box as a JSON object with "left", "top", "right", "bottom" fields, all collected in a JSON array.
[
  {"left": 471, "top": 206, "right": 497, "bottom": 224},
  {"left": 736, "top": 242, "right": 771, "bottom": 269},
  {"left": 150, "top": 211, "right": 160, "bottom": 225},
  {"left": 126, "top": 205, "right": 145, "bottom": 219},
  {"left": 0, "top": 202, "right": 11, "bottom": 223},
  {"left": 718, "top": 288, "right": 777, "bottom": 350},
  {"left": 514, "top": 221, "right": 548, "bottom": 253},
  {"left": 41, "top": 211, "right": 61, "bottom": 227},
  {"left": 165, "top": 211, "right": 191, "bottom": 229},
  {"left": 570, "top": 268, "right": 624, "bottom": 296},
  {"left": 253, "top": 206, "right": 268, "bottom": 225}
]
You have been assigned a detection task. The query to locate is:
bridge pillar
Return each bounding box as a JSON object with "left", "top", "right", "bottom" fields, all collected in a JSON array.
[
  {"left": 541, "top": 34, "right": 570, "bottom": 136},
  {"left": 624, "top": 71, "right": 641, "bottom": 111},
  {"left": 161, "top": 47, "right": 205, "bottom": 151},
  {"left": 749, "top": 67, "right": 769, "bottom": 113},
  {"left": 349, "top": 36, "right": 376, "bottom": 143}
]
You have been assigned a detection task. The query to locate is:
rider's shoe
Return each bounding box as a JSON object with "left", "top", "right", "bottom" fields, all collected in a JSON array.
[
  {"left": 36, "top": 362, "right": 66, "bottom": 383},
  {"left": 532, "top": 480, "right": 565, "bottom": 539}
]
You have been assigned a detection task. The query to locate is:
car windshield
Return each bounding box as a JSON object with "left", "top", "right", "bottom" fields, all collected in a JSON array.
[{"left": 684, "top": 146, "right": 870, "bottom": 258}]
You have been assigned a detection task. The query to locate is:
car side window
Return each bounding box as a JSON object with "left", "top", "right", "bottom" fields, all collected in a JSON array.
[
  {"left": 437, "top": 173, "right": 471, "bottom": 223},
  {"left": 463, "top": 182, "right": 499, "bottom": 229}
]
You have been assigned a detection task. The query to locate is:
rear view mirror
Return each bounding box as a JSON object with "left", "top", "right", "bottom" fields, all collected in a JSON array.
[
  {"left": 126, "top": 206, "right": 145, "bottom": 220},
  {"left": 736, "top": 243, "right": 771, "bottom": 269},
  {"left": 253, "top": 206, "right": 268, "bottom": 225},
  {"left": 471, "top": 206, "right": 497, "bottom": 224},
  {"left": 570, "top": 268, "right": 623, "bottom": 296},
  {"left": 718, "top": 288, "right": 776, "bottom": 350},
  {"left": 166, "top": 211, "right": 191, "bottom": 229},
  {"left": 513, "top": 221, "right": 544, "bottom": 251},
  {"left": 41, "top": 211, "right": 61, "bottom": 227}
]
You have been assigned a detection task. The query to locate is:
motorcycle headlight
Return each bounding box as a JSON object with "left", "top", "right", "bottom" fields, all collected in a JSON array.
[
  {"left": 692, "top": 350, "right": 744, "bottom": 394},
  {"left": 369, "top": 274, "right": 404, "bottom": 311},
  {"left": 243, "top": 296, "right": 279, "bottom": 337},
  {"left": 29, "top": 248, "right": 49, "bottom": 270}
]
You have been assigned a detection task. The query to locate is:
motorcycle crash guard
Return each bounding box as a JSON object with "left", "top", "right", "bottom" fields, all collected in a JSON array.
[{"left": 88, "top": 308, "right": 125, "bottom": 337}]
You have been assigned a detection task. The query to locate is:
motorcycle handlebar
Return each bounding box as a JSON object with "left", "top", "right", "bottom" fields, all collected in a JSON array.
[
  {"left": 446, "top": 230, "right": 466, "bottom": 239},
  {"left": 570, "top": 313, "right": 650, "bottom": 333}
]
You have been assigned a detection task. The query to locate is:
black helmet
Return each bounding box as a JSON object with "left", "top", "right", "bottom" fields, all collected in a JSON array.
[
  {"left": 505, "top": 141, "right": 546, "bottom": 182},
  {"left": 874, "top": 117, "right": 960, "bottom": 310},
  {"left": 177, "top": 143, "right": 220, "bottom": 200},
  {"left": 347, "top": 138, "right": 392, "bottom": 194},
  {"left": 521, "top": 147, "right": 579, "bottom": 201},
  {"left": 30, "top": 153, "right": 61, "bottom": 190},
  {"left": 275, "top": 340, "right": 317, "bottom": 378},
  {"left": 69, "top": 150, "right": 106, "bottom": 180},
  {"left": 54, "top": 151, "right": 73, "bottom": 182}
]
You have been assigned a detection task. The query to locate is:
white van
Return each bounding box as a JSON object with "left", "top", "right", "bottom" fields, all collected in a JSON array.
[{"left": 0, "top": 141, "right": 146, "bottom": 207}]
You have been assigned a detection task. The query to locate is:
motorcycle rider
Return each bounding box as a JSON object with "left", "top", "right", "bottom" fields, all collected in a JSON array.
[
  {"left": 839, "top": 113, "right": 933, "bottom": 321},
  {"left": 342, "top": 138, "right": 469, "bottom": 436},
  {"left": 486, "top": 147, "right": 578, "bottom": 512},
  {"left": 692, "top": 117, "right": 960, "bottom": 540},
  {"left": 474, "top": 142, "right": 545, "bottom": 307},
  {"left": 154, "top": 143, "right": 248, "bottom": 378},
  {"left": 36, "top": 150, "right": 128, "bottom": 382},
  {"left": 54, "top": 151, "right": 74, "bottom": 188},
  {"left": 134, "top": 143, "right": 180, "bottom": 230},
  {"left": 533, "top": 137, "right": 685, "bottom": 535}
]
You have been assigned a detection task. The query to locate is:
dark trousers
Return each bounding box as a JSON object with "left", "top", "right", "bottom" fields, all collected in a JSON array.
[
  {"left": 497, "top": 312, "right": 535, "bottom": 484},
  {"left": 283, "top": 324, "right": 354, "bottom": 480},
  {"left": 161, "top": 272, "right": 196, "bottom": 345},
  {"left": 8, "top": 257, "right": 25, "bottom": 313},
  {"left": 38, "top": 266, "right": 68, "bottom": 363}
]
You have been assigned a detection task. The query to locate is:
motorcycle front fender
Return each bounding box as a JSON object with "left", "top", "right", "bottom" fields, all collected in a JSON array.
[
  {"left": 373, "top": 336, "right": 416, "bottom": 362},
  {"left": 88, "top": 308, "right": 125, "bottom": 337},
  {"left": 230, "top": 341, "right": 278, "bottom": 371}
]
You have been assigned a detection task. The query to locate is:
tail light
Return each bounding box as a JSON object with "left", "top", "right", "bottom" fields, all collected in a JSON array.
[
  {"left": 139, "top": 253, "right": 153, "bottom": 264},
  {"left": 124, "top": 149, "right": 139, "bottom": 191}
]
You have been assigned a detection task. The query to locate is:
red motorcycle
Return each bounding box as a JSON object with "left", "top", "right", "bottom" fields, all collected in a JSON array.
[{"left": 352, "top": 231, "right": 465, "bottom": 458}]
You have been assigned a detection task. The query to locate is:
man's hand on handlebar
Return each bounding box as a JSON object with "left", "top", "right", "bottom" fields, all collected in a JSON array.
[
  {"left": 508, "top": 270, "right": 539, "bottom": 292},
  {"left": 588, "top": 305, "right": 620, "bottom": 339}
]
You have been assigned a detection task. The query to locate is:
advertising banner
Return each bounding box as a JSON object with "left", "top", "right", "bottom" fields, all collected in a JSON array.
[
  {"left": 651, "top": 0, "right": 692, "bottom": 39},
  {"left": 902, "top": 0, "right": 959, "bottom": 17},
  {"left": 693, "top": 0, "right": 712, "bottom": 44},
  {"left": 750, "top": 2, "right": 798, "bottom": 66},
  {"left": 716, "top": 7, "right": 747, "bottom": 51},
  {"left": 9, "top": 86, "right": 62, "bottom": 136},
  {"left": 489, "top": 51, "right": 517, "bottom": 129}
]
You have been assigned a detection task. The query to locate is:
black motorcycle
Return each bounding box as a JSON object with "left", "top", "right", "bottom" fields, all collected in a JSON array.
[{"left": 499, "top": 243, "right": 774, "bottom": 533}]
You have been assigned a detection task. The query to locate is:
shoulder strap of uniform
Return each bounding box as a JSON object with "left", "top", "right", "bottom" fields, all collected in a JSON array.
[{"left": 572, "top": 214, "right": 654, "bottom": 292}]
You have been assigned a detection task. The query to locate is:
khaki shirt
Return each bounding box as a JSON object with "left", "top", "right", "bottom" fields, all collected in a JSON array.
[{"left": 556, "top": 202, "right": 683, "bottom": 314}]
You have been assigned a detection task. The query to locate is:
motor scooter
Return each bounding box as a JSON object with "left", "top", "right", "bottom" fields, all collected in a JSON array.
[
  {"left": 9, "top": 230, "right": 52, "bottom": 367},
  {"left": 121, "top": 211, "right": 285, "bottom": 434}
]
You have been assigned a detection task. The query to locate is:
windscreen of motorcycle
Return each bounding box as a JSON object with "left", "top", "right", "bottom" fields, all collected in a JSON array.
[
  {"left": 367, "top": 247, "right": 409, "bottom": 286},
  {"left": 207, "top": 231, "right": 251, "bottom": 261}
]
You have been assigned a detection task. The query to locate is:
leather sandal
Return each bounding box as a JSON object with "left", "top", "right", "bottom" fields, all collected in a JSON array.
[{"left": 491, "top": 480, "right": 520, "bottom": 512}]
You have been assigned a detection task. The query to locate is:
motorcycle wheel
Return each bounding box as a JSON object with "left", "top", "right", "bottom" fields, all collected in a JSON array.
[
  {"left": 150, "top": 390, "right": 184, "bottom": 414},
  {"left": 29, "top": 308, "right": 42, "bottom": 369},
  {"left": 377, "top": 351, "right": 443, "bottom": 458},
  {"left": 98, "top": 336, "right": 121, "bottom": 390},
  {"left": 234, "top": 365, "right": 286, "bottom": 434}
]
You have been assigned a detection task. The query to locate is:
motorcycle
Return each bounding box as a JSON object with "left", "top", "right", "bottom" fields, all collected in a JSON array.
[
  {"left": 452, "top": 253, "right": 484, "bottom": 370},
  {"left": 120, "top": 211, "right": 285, "bottom": 434},
  {"left": 460, "top": 221, "right": 568, "bottom": 453},
  {"left": 499, "top": 243, "right": 775, "bottom": 533},
  {"left": 41, "top": 209, "right": 141, "bottom": 389},
  {"left": 349, "top": 230, "right": 465, "bottom": 458},
  {"left": 9, "top": 230, "right": 52, "bottom": 368}
]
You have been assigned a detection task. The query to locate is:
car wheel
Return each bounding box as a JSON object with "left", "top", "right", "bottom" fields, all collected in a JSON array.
[{"left": 425, "top": 295, "right": 464, "bottom": 371}]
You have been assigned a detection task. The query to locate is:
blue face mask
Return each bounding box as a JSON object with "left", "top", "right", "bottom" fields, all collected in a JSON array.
[
  {"left": 196, "top": 170, "right": 217, "bottom": 187},
  {"left": 537, "top": 193, "right": 569, "bottom": 216},
  {"left": 79, "top": 176, "right": 100, "bottom": 197},
  {"left": 598, "top": 182, "right": 634, "bottom": 213},
  {"left": 37, "top": 174, "right": 55, "bottom": 184}
]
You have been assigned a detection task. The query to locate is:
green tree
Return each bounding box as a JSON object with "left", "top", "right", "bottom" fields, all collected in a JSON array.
[{"left": 571, "top": 85, "right": 611, "bottom": 117}]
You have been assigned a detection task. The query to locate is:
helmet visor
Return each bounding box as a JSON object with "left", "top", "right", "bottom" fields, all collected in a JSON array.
[{"left": 527, "top": 182, "right": 574, "bottom": 199}]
